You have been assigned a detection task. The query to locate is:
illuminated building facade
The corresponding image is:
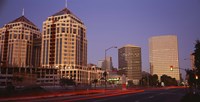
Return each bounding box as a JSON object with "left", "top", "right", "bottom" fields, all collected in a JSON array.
[
  {"left": 41, "top": 8, "right": 88, "bottom": 84},
  {"left": 149, "top": 35, "right": 180, "bottom": 81},
  {"left": 0, "top": 16, "right": 41, "bottom": 67}
]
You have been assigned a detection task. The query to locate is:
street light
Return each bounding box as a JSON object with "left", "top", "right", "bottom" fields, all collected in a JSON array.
[
  {"left": 195, "top": 75, "right": 198, "bottom": 80},
  {"left": 104, "top": 46, "right": 117, "bottom": 90}
]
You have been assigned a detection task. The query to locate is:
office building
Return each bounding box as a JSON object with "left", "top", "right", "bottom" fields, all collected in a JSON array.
[
  {"left": 149, "top": 35, "right": 180, "bottom": 81},
  {"left": 41, "top": 8, "right": 88, "bottom": 84},
  {"left": 118, "top": 44, "right": 142, "bottom": 85},
  {"left": 0, "top": 67, "right": 59, "bottom": 88},
  {"left": 0, "top": 15, "right": 41, "bottom": 67},
  {"left": 104, "top": 56, "right": 113, "bottom": 71},
  {"left": 97, "top": 60, "right": 104, "bottom": 68},
  {"left": 98, "top": 56, "right": 113, "bottom": 71}
]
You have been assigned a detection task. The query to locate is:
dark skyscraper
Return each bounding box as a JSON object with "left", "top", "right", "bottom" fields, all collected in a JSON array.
[{"left": 118, "top": 44, "right": 142, "bottom": 85}]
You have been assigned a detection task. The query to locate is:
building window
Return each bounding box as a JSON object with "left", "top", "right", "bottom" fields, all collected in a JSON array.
[
  {"left": 44, "top": 31, "right": 46, "bottom": 35},
  {"left": 30, "top": 35, "right": 32, "bottom": 40},
  {"left": 70, "top": 28, "right": 72, "bottom": 33},
  {"left": 46, "top": 40, "right": 49, "bottom": 64},
  {"left": 9, "top": 34, "right": 12, "bottom": 39},
  {"left": 25, "top": 35, "right": 28, "bottom": 40},
  {"left": 14, "top": 34, "right": 17, "bottom": 39},
  {"left": 60, "top": 38, "right": 62, "bottom": 64},
  {"left": 56, "top": 39, "right": 59, "bottom": 64},
  {"left": 57, "top": 28, "right": 59, "bottom": 33},
  {"left": 18, "top": 34, "right": 20, "bottom": 39},
  {"left": 62, "top": 27, "right": 65, "bottom": 33},
  {"left": 43, "top": 40, "right": 46, "bottom": 64},
  {"left": 1, "top": 35, "right": 4, "bottom": 40},
  {"left": 66, "top": 28, "right": 69, "bottom": 33},
  {"left": 47, "top": 29, "right": 49, "bottom": 34},
  {"left": 73, "top": 29, "right": 76, "bottom": 34}
]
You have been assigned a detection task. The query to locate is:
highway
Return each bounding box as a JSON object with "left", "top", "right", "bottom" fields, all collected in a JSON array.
[
  {"left": 81, "top": 88, "right": 186, "bottom": 102},
  {"left": 0, "top": 87, "right": 187, "bottom": 102}
]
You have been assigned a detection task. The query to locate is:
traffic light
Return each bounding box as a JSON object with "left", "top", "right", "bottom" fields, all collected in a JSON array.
[{"left": 170, "top": 66, "right": 173, "bottom": 71}]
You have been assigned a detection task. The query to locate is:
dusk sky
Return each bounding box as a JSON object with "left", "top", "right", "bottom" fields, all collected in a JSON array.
[{"left": 0, "top": 0, "right": 200, "bottom": 78}]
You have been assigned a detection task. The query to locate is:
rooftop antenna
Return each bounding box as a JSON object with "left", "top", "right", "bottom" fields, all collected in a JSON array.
[
  {"left": 65, "top": 0, "right": 68, "bottom": 8},
  {"left": 22, "top": 8, "right": 24, "bottom": 16}
]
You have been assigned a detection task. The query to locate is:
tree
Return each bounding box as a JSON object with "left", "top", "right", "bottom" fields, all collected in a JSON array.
[
  {"left": 139, "top": 73, "right": 159, "bottom": 87},
  {"left": 151, "top": 74, "right": 159, "bottom": 86},
  {"left": 184, "top": 40, "right": 200, "bottom": 94},
  {"left": 60, "top": 78, "right": 76, "bottom": 87},
  {"left": 194, "top": 40, "right": 200, "bottom": 70},
  {"left": 160, "top": 74, "right": 178, "bottom": 86},
  {"left": 92, "top": 79, "right": 98, "bottom": 89}
]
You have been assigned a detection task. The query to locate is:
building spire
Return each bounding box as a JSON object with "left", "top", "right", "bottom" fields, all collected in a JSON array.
[
  {"left": 22, "top": 8, "right": 24, "bottom": 16},
  {"left": 65, "top": 0, "right": 68, "bottom": 8}
]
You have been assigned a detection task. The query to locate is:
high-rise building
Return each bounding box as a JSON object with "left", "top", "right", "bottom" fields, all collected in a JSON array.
[
  {"left": 41, "top": 8, "right": 88, "bottom": 84},
  {"left": 32, "top": 38, "right": 41, "bottom": 67},
  {"left": 118, "top": 44, "right": 142, "bottom": 85},
  {"left": 0, "top": 15, "right": 41, "bottom": 67},
  {"left": 97, "top": 60, "right": 104, "bottom": 68},
  {"left": 149, "top": 35, "right": 180, "bottom": 81},
  {"left": 104, "top": 56, "right": 113, "bottom": 71},
  {"left": 98, "top": 56, "right": 113, "bottom": 71}
]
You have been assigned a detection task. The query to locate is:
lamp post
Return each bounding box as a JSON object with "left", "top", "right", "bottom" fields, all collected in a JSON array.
[
  {"left": 147, "top": 74, "right": 149, "bottom": 87},
  {"left": 104, "top": 46, "right": 117, "bottom": 90}
]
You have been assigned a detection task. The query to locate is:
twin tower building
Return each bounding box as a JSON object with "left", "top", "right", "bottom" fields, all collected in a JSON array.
[
  {"left": 0, "top": 7, "right": 180, "bottom": 83},
  {"left": 0, "top": 8, "right": 87, "bottom": 70}
]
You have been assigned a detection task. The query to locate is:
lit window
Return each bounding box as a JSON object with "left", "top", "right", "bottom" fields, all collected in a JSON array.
[
  {"left": 14, "top": 34, "right": 17, "bottom": 39},
  {"left": 9, "top": 34, "right": 12, "bottom": 39},
  {"left": 25, "top": 35, "right": 28, "bottom": 40}
]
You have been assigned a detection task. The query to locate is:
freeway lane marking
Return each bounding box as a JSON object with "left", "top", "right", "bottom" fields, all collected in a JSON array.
[
  {"left": 94, "top": 92, "right": 140, "bottom": 102},
  {"left": 64, "top": 90, "right": 144, "bottom": 102},
  {"left": 159, "top": 93, "right": 164, "bottom": 95},
  {"left": 148, "top": 96, "right": 154, "bottom": 98}
]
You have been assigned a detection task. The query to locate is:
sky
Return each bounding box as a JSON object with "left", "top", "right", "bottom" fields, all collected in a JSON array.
[{"left": 0, "top": 0, "right": 200, "bottom": 78}]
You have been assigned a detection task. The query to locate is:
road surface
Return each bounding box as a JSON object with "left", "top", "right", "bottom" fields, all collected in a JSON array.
[
  {"left": 0, "top": 87, "right": 187, "bottom": 102},
  {"left": 80, "top": 88, "right": 186, "bottom": 102}
]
